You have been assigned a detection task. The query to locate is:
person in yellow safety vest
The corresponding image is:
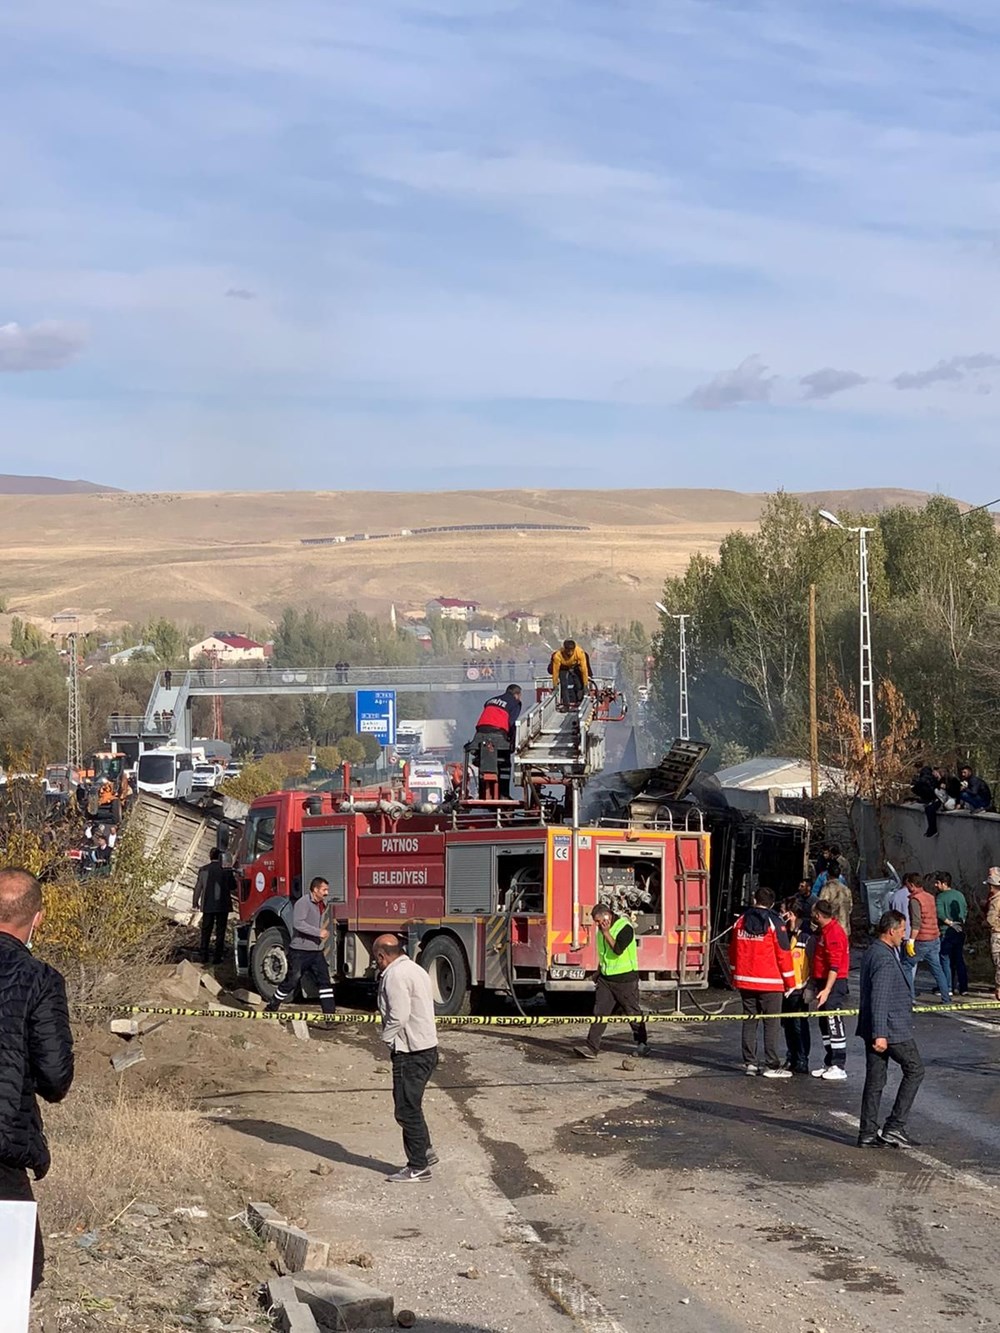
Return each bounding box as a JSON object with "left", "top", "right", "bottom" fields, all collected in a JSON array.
[
  {"left": 549, "top": 639, "right": 592, "bottom": 709},
  {"left": 574, "top": 904, "right": 651, "bottom": 1060}
]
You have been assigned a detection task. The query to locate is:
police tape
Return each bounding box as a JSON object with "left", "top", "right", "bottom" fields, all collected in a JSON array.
[{"left": 81, "top": 1000, "right": 1000, "bottom": 1027}]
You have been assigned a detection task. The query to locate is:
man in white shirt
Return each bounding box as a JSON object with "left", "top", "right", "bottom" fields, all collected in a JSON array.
[{"left": 374, "top": 934, "right": 439, "bottom": 1183}]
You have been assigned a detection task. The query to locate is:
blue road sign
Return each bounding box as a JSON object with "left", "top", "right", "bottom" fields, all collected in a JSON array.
[{"left": 355, "top": 689, "right": 397, "bottom": 746}]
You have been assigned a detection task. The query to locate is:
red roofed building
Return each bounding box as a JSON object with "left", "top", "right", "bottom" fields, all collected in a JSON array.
[
  {"left": 425, "top": 596, "right": 481, "bottom": 622},
  {"left": 188, "top": 632, "right": 271, "bottom": 664}
]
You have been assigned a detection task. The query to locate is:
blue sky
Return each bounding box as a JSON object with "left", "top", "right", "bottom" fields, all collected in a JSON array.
[{"left": 2, "top": 0, "right": 1000, "bottom": 496}]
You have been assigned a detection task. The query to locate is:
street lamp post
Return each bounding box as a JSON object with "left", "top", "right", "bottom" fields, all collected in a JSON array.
[
  {"left": 818, "top": 510, "right": 876, "bottom": 753},
  {"left": 655, "top": 603, "right": 691, "bottom": 740}
]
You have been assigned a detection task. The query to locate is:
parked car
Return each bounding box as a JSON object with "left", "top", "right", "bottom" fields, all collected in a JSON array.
[{"left": 191, "top": 763, "right": 223, "bottom": 792}]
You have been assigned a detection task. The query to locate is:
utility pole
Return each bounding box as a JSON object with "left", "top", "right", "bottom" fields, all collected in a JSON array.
[
  {"left": 675, "top": 614, "right": 690, "bottom": 740},
  {"left": 857, "top": 527, "right": 876, "bottom": 753},
  {"left": 808, "top": 584, "right": 819, "bottom": 798},
  {"left": 818, "top": 511, "right": 877, "bottom": 754},
  {"left": 653, "top": 603, "right": 692, "bottom": 740},
  {"left": 67, "top": 632, "right": 82, "bottom": 771}
]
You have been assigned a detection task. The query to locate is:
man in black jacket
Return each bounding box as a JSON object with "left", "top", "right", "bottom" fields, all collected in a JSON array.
[
  {"left": 0, "top": 867, "right": 75, "bottom": 1294},
  {"left": 856, "top": 909, "right": 924, "bottom": 1149},
  {"left": 193, "top": 847, "right": 236, "bottom": 966}
]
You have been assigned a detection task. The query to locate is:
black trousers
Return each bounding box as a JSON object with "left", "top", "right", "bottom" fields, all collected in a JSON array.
[
  {"left": 740, "top": 990, "right": 782, "bottom": 1067},
  {"left": 781, "top": 990, "right": 811, "bottom": 1071},
  {"left": 586, "top": 973, "right": 648, "bottom": 1052},
  {"left": 199, "top": 910, "right": 229, "bottom": 965},
  {"left": 817, "top": 977, "right": 848, "bottom": 1069},
  {"left": 473, "top": 728, "right": 512, "bottom": 798},
  {"left": 940, "top": 927, "right": 968, "bottom": 993},
  {"left": 271, "top": 948, "right": 336, "bottom": 1014},
  {"left": 558, "top": 666, "right": 584, "bottom": 707},
  {"left": 0, "top": 1162, "right": 43, "bottom": 1295},
  {"left": 859, "top": 1039, "right": 925, "bottom": 1139},
  {"left": 392, "top": 1047, "right": 439, "bottom": 1170}
]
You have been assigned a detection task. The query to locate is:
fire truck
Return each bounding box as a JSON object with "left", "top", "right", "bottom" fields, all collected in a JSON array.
[{"left": 232, "top": 680, "right": 714, "bottom": 1013}]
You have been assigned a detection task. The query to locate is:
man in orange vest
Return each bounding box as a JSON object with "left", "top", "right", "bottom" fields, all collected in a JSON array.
[
  {"left": 548, "top": 640, "right": 591, "bottom": 709},
  {"left": 904, "top": 873, "right": 951, "bottom": 1005}
]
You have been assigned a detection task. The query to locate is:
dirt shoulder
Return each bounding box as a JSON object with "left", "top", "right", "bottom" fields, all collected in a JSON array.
[{"left": 30, "top": 999, "right": 570, "bottom": 1333}]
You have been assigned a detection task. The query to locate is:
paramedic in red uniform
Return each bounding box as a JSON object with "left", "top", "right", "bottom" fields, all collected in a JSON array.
[
  {"left": 730, "top": 886, "right": 796, "bottom": 1077},
  {"left": 471, "top": 685, "right": 522, "bottom": 798}
]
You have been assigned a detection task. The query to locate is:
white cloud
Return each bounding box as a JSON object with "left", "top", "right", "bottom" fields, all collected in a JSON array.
[
  {"left": 800, "top": 367, "right": 869, "bottom": 400},
  {"left": 892, "top": 353, "right": 1000, "bottom": 390},
  {"left": 0, "top": 321, "right": 86, "bottom": 372},
  {"left": 684, "top": 355, "right": 775, "bottom": 410}
]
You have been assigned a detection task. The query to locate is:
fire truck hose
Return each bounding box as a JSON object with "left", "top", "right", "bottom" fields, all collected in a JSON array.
[
  {"left": 82, "top": 1000, "right": 1000, "bottom": 1025},
  {"left": 504, "top": 886, "right": 531, "bottom": 1019}
]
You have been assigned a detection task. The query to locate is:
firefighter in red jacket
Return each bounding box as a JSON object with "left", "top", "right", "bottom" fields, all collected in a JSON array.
[
  {"left": 810, "top": 899, "right": 850, "bottom": 1081},
  {"left": 471, "top": 685, "right": 522, "bottom": 799},
  {"left": 730, "top": 886, "right": 795, "bottom": 1077}
]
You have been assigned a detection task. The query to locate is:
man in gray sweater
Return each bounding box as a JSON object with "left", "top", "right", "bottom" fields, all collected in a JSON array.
[
  {"left": 856, "top": 909, "right": 924, "bottom": 1149},
  {"left": 374, "top": 934, "right": 438, "bottom": 1183},
  {"left": 265, "top": 878, "right": 336, "bottom": 1016}
]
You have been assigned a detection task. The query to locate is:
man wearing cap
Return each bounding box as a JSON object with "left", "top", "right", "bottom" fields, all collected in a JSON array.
[{"left": 986, "top": 867, "right": 1000, "bottom": 1001}]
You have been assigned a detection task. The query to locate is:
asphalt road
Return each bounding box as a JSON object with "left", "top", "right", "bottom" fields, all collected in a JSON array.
[{"left": 432, "top": 990, "right": 1000, "bottom": 1333}]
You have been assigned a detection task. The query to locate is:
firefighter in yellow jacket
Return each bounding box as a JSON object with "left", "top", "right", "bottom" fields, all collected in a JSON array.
[{"left": 549, "top": 639, "right": 591, "bottom": 709}]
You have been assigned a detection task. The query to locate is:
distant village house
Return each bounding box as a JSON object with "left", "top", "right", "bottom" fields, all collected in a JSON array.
[
  {"left": 425, "top": 596, "right": 480, "bottom": 622},
  {"left": 188, "top": 632, "right": 271, "bottom": 664},
  {"left": 504, "top": 610, "right": 541, "bottom": 635}
]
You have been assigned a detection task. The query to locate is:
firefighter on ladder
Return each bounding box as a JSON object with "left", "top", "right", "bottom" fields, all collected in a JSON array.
[
  {"left": 469, "top": 684, "right": 522, "bottom": 800},
  {"left": 549, "top": 639, "right": 592, "bottom": 710}
]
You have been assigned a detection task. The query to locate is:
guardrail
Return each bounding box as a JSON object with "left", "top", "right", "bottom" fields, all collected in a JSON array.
[{"left": 169, "top": 664, "right": 536, "bottom": 691}]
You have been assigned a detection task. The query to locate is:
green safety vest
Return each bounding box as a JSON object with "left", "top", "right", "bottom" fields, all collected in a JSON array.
[{"left": 597, "top": 916, "right": 638, "bottom": 976}]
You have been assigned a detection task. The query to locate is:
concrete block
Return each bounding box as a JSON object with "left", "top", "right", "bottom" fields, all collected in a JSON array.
[
  {"left": 199, "top": 970, "right": 224, "bottom": 997},
  {"left": 291, "top": 1270, "right": 395, "bottom": 1329},
  {"left": 110, "top": 1015, "right": 167, "bottom": 1038},
  {"left": 264, "top": 1221, "right": 329, "bottom": 1272},
  {"left": 228, "top": 988, "right": 265, "bottom": 1008},
  {"left": 290, "top": 1020, "right": 311, "bottom": 1042},
  {"left": 170, "top": 960, "right": 204, "bottom": 1002},
  {"left": 247, "top": 1201, "right": 286, "bottom": 1234},
  {"left": 267, "top": 1278, "right": 321, "bottom": 1333},
  {"left": 111, "top": 1045, "right": 145, "bottom": 1072}
]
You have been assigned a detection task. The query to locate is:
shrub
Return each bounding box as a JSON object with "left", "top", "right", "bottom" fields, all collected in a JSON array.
[
  {"left": 35, "top": 814, "right": 174, "bottom": 1006},
  {"left": 39, "top": 1082, "right": 218, "bottom": 1231},
  {"left": 218, "top": 752, "right": 310, "bottom": 803}
]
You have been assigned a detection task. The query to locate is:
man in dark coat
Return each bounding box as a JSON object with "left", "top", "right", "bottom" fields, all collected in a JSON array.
[
  {"left": 0, "top": 867, "right": 75, "bottom": 1294},
  {"left": 471, "top": 685, "right": 522, "bottom": 799},
  {"left": 193, "top": 847, "right": 236, "bottom": 966},
  {"left": 856, "top": 908, "right": 924, "bottom": 1149}
]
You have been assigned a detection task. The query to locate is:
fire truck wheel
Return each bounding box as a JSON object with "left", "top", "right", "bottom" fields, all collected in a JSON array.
[
  {"left": 250, "top": 925, "right": 290, "bottom": 1001},
  {"left": 419, "top": 936, "right": 471, "bottom": 1017}
]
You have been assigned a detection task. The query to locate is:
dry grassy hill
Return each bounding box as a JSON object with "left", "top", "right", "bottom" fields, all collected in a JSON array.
[{"left": 0, "top": 486, "right": 946, "bottom": 631}]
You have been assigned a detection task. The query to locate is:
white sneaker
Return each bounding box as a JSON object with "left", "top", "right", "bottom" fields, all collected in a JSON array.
[
  {"left": 762, "top": 1067, "right": 793, "bottom": 1079},
  {"left": 820, "top": 1066, "right": 847, "bottom": 1081},
  {"left": 743, "top": 1063, "right": 760, "bottom": 1076},
  {"left": 810, "top": 1067, "right": 828, "bottom": 1077}
]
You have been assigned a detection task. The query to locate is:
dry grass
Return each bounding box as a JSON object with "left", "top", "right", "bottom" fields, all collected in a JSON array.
[
  {"left": 0, "top": 485, "right": 940, "bottom": 629},
  {"left": 38, "top": 1082, "right": 218, "bottom": 1232}
]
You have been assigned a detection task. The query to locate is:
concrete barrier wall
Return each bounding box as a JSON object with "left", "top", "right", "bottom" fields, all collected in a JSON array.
[{"left": 852, "top": 801, "right": 1000, "bottom": 906}]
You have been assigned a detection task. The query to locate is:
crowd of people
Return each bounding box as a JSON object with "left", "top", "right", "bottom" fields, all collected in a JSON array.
[
  {"left": 911, "top": 761, "right": 994, "bottom": 836},
  {"left": 726, "top": 853, "right": 1000, "bottom": 1148}
]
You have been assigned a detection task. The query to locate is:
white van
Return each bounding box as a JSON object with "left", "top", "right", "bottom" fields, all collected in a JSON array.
[{"left": 137, "top": 747, "right": 196, "bottom": 801}]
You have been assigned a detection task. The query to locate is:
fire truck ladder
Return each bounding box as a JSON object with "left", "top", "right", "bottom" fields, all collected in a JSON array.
[
  {"left": 511, "top": 683, "right": 607, "bottom": 782},
  {"left": 673, "top": 831, "right": 710, "bottom": 1004}
]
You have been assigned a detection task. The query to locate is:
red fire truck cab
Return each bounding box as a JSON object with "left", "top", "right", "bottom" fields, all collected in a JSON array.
[{"left": 234, "top": 784, "right": 711, "bottom": 1014}]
